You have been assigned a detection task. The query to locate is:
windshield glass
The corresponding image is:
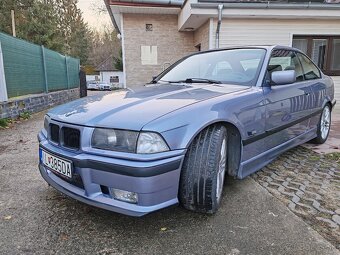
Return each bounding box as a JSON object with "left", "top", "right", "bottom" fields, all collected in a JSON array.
[{"left": 159, "top": 49, "right": 266, "bottom": 86}]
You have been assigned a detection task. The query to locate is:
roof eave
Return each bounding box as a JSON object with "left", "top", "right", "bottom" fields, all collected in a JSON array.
[
  {"left": 192, "top": 2, "right": 340, "bottom": 10},
  {"left": 104, "top": 0, "right": 121, "bottom": 33}
]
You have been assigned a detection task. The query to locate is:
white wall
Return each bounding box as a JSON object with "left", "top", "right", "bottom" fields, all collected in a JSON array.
[
  {"left": 211, "top": 18, "right": 340, "bottom": 101},
  {"left": 214, "top": 18, "right": 340, "bottom": 47},
  {"left": 332, "top": 76, "right": 340, "bottom": 102},
  {"left": 86, "top": 75, "right": 100, "bottom": 82},
  {"left": 100, "top": 71, "right": 125, "bottom": 88}
]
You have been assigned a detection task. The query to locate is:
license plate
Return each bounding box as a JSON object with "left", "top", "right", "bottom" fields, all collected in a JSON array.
[{"left": 40, "top": 149, "right": 72, "bottom": 178}]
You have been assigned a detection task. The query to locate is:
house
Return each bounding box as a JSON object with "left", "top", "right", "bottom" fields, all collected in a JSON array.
[
  {"left": 105, "top": 0, "right": 340, "bottom": 100},
  {"left": 95, "top": 55, "right": 125, "bottom": 87}
]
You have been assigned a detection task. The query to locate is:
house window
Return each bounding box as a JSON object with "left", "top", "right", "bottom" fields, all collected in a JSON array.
[
  {"left": 110, "top": 76, "right": 119, "bottom": 83},
  {"left": 141, "top": 46, "right": 157, "bottom": 65},
  {"left": 195, "top": 44, "right": 201, "bottom": 52},
  {"left": 292, "top": 35, "right": 340, "bottom": 76},
  {"left": 146, "top": 24, "right": 153, "bottom": 31}
]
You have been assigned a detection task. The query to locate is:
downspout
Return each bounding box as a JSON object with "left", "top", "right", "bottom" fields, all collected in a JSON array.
[{"left": 215, "top": 4, "right": 223, "bottom": 49}]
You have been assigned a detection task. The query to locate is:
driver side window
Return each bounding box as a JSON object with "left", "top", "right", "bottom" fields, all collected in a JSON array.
[{"left": 268, "top": 50, "right": 304, "bottom": 83}]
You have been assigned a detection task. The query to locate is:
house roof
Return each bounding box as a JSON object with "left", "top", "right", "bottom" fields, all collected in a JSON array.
[
  {"left": 105, "top": 0, "right": 183, "bottom": 33},
  {"left": 106, "top": 0, "right": 340, "bottom": 33},
  {"left": 95, "top": 56, "right": 119, "bottom": 72}
]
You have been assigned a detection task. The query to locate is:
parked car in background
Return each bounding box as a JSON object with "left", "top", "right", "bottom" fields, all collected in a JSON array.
[
  {"left": 38, "top": 46, "right": 335, "bottom": 216},
  {"left": 87, "top": 82, "right": 99, "bottom": 90},
  {"left": 98, "top": 83, "right": 112, "bottom": 91}
]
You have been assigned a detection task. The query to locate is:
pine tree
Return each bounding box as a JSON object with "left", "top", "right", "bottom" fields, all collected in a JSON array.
[
  {"left": 18, "top": 0, "right": 64, "bottom": 52},
  {"left": 0, "top": 0, "right": 92, "bottom": 64}
]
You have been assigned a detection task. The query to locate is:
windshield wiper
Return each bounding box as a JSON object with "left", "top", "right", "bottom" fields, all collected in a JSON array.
[{"left": 160, "top": 78, "right": 222, "bottom": 84}]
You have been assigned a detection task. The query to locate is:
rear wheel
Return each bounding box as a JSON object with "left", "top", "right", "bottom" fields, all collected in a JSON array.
[
  {"left": 312, "top": 104, "right": 331, "bottom": 144},
  {"left": 179, "top": 125, "right": 227, "bottom": 214}
]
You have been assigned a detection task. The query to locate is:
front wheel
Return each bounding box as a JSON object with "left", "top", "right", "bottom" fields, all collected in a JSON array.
[
  {"left": 312, "top": 104, "right": 331, "bottom": 144},
  {"left": 179, "top": 125, "right": 227, "bottom": 214}
]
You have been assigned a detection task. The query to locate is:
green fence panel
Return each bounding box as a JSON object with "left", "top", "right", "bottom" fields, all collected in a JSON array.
[
  {"left": 67, "top": 57, "right": 80, "bottom": 89},
  {"left": 0, "top": 32, "right": 80, "bottom": 98},
  {"left": 0, "top": 33, "right": 45, "bottom": 98},
  {"left": 44, "top": 48, "right": 68, "bottom": 91}
]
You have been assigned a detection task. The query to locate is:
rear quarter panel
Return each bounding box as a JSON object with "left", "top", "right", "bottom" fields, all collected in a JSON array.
[{"left": 309, "top": 75, "right": 335, "bottom": 128}]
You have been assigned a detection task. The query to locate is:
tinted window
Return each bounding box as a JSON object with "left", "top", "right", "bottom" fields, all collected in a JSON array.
[
  {"left": 159, "top": 49, "right": 266, "bottom": 86},
  {"left": 268, "top": 50, "right": 304, "bottom": 82},
  {"left": 297, "top": 53, "right": 321, "bottom": 80}
]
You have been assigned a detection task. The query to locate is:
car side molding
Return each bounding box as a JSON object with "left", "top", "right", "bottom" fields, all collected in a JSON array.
[{"left": 243, "top": 109, "right": 322, "bottom": 146}]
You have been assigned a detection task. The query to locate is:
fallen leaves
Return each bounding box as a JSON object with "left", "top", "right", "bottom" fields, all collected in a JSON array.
[
  {"left": 4, "top": 215, "right": 12, "bottom": 220},
  {"left": 59, "top": 233, "right": 68, "bottom": 241}
]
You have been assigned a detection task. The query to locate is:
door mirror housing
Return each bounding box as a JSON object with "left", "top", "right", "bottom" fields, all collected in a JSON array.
[{"left": 271, "top": 70, "right": 296, "bottom": 85}]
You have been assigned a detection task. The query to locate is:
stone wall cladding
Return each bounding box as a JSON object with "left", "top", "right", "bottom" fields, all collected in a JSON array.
[
  {"left": 123, "top": 14, "right": 197, "bottom": 87},
  {"left": 0, "top": 88, "right": 79, "bottom": 119},
  {"left": 194, "top": 20, "right": 210, "bottom": 51}
]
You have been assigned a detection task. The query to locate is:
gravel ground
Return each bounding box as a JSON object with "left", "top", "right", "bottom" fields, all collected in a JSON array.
[
  {"left": 252, "top": 147, "right": 340, "bottom": 249},
  {"left": 0, "top": 109, "right": 339, "bottom": 255}
]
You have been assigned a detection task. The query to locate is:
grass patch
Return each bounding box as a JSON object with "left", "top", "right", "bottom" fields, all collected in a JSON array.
[
  {"left": 0, "top": 118, "right": 10, "bottom": 128},
  {"left": 324, "top": 152, "right": 340, "bottom": 164},
  {"left": 309, "top": 155, "right": 320, "bottom": 161},
  {"left": 19, "top": 111, "right": 31, "bottom": 120}
]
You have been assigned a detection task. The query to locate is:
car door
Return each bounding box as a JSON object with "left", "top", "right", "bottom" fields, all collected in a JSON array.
[
  {"left": 262, "top": 49, "right": 312, "bottom": 151},
  {"left": 296, "top": 52, "right": 325, "bottom": 129}
]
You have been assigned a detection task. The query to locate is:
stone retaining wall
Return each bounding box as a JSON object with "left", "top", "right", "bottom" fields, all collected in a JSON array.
[{"left": 0, "top": 88, "right": 79, "bottom": 119}]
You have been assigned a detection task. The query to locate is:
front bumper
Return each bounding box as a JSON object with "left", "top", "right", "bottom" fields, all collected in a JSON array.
[{"left": 38, "top": 132, "right": 185, "bottom": 216}]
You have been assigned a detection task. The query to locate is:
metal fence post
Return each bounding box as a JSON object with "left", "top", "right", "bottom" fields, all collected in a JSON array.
[
  {"left": 41, "top": 45, "right": 48, "bottom": 93},
  {"left": 78, "top": 59, "right": 80, "bottom": 87},
  {"left": 0, "top": 41, "right": 8, "bottom": 102},
  {"left": 65, "top": 56, "right": 70, "bottom": 90}
]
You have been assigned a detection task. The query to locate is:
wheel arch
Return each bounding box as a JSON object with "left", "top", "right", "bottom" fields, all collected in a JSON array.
[
  {"left": 186, "top": 120, "right": 242, "bottom": 177},
  {"left": 321, "top": 96, "right": 334, "bottom": 111}
]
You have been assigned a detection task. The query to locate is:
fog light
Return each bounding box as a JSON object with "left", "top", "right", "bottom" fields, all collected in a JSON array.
[{"left": 110, "top": 188, "right": 138, "bottom": 204}]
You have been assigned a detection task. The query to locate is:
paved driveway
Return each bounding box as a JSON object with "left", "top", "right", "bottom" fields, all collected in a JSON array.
[{"left": 0, "top": 109, "right": 339, "bottom": 255}]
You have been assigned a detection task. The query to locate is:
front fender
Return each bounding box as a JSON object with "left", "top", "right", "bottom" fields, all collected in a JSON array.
[{"left": 141, "top": 96, "right": 249, "bottom": 150}]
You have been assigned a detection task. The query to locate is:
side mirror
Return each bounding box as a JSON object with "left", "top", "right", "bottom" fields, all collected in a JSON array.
[{"left": 271, "top": 70, "right": 296, "bottom": 85}]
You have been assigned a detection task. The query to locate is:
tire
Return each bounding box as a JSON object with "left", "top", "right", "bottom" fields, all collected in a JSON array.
[
  {"left": 312, "top": 104, "right": 331, "bottom": 144},
  {"left": 179, "top": 124, "right": 227, "bottom": 214}
]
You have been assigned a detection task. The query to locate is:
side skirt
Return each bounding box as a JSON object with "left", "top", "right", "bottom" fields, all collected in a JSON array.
[{"left": 237, "top": 127, "right": 317, "bottom": 179}]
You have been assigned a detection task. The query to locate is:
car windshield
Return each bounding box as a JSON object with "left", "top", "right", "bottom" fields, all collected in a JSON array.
[{"left": 159, "top": 48, "right": 266, "bottom": 86}]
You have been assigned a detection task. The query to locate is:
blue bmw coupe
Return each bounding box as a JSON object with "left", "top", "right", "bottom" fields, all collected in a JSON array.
[{"left": 38, "top": 46, "right": 336, "bottom": 216}]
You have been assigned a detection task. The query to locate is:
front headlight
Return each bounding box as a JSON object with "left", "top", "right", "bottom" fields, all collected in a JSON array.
[
  {"left": 91, "top": 129, "right": 169, "bottom": 154},
  {"left": 92, "top": 128, "right": 139, "bottom": 153},
  {"left": 136, "top": 132, "right": 169, "bottom": 154}
]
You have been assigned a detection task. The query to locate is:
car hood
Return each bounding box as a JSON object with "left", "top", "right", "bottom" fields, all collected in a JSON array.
[{"left": 48, "top": 83, "right": 250, "bottom": 130}]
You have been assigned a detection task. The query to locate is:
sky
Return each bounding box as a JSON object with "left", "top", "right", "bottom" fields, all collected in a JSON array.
[{"left": 77, "top": 0, "right": 112, "bottom": 31}]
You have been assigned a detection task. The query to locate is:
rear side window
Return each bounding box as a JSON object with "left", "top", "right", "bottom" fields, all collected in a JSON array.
[
  {"left": 268, "top": 50, "right": 304, "bottom": 82},
  {"left": 297, "top": 53, "right": 321, "bottom": 80}
]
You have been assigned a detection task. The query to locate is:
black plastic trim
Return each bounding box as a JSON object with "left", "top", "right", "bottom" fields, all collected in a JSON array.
[
  {"left": 331, "top": 99, "right": 336, "bottom": 108},
  {"left": 39, "top": 146, "right": 182, "bottom": 177}
]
